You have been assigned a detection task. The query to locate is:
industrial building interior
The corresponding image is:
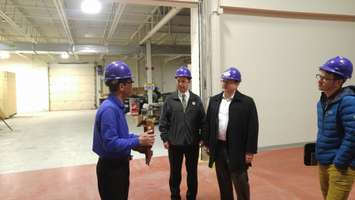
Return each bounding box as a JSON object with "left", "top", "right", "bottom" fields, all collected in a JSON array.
[{"left": 1, "top": 0, "right": 355, "bottom": 200}]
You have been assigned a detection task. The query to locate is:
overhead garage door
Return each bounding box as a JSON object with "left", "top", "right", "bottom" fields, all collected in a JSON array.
[{"left": 49, "top": 64, "right": 96, "bottom": 111}]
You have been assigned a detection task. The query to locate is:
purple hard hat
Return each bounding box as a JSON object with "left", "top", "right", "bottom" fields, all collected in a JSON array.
[
  {"left": 104, "top": 60, "right": 132, "bottom": 81},
  {"left": 221, "top": 67, "right": 241, "bottom": 82},
  {"left": 175, "top": 65, "right": 192, "bottom": 79},
  {"left": 320, "top": 56, "right": 353, "bottom": 79}
]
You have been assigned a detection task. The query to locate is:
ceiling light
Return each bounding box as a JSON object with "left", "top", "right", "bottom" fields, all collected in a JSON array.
[
  {"left": 84, "top": 33, "right": 93, "bottom": 38},
  {"left": 0, "top": 51, "right": 10, "bottom": 59},
  {"left": 61, "top": 52, "right": 70, "bottom": 59},
  {"left": 81, "top": 0, "right": 102, "bottom": 14},
  {"left": 80, "top": 49, "right": 97, "bottom": 53}
]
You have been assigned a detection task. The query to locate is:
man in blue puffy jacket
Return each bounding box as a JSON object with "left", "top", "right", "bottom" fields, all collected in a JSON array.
[
  {"left": 92, "top": 60, "right": 155, "bottom": 200},
  {"left": 316, "top": 56, "right": 355, "bottom": 200}
]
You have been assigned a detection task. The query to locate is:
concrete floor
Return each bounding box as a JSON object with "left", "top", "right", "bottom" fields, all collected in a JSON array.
[{"left": 0, "top": 110, "right": 166, "bottom": 174}]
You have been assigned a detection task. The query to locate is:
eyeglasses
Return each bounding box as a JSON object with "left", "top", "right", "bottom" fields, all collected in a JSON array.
[
  {"left": 221, "top": 80, "right": 237, "bottom": 84},
  {"left": 177, "top": 79, "right": 190, "bottom": 84},
  {"left": 315, "top": 74, "right": 335, "bottom": 81}
]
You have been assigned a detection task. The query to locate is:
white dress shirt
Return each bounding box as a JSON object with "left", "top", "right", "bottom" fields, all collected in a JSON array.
[
  {"left": 218, "top": 92, "right": 234, "bottom": 141},
  {"left": 178, "top": 90, "right": 190, "bottom": 105}
]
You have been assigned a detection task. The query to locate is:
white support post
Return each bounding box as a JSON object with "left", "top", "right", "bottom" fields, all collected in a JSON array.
[
  {"left": 210, "top": 0, "right": 223, "bottom": 95},
  {"left": 146, "top": 40, "right": 153, "bottom": 104},
  {"left": 190, "top": 7, "right": 200, "bottom": 96}
]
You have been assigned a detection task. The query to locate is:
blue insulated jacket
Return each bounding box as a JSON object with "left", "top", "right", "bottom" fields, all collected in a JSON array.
[
  {"left": 316, "top": 86, "right": 355, "bottom": 169},
  {"left": 92, "top": 94, "right": 140, "bottom": 158}
]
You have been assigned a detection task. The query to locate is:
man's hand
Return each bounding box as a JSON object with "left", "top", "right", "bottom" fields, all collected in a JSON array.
[
  {"left": 163, "top": 141, "right": 169, "bottom": 149},
  {"left": 245, "top": 153, "right": 254, "bottom": 164},
  {"left": 133, "top": 146, "right": 147, "bottom": 154},
  {"left": 139, "top": 130, "right": 155, "bottom": 146}
]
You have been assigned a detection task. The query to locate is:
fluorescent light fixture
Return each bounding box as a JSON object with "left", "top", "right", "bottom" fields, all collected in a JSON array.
[
  {"left": 61, "top": 52, "right": 70, "bottom": 59},
  {"left": 0, "top": 51, "right": 10, "bottom": 59},
  {"left": 84, "top": 33, "right": 93, "bottom": 38},
  {"left": 79, "top": 48, "right": 97, "bottom": 53},
  {"left": 81, "top": 0, "right": 102, "bottom": 14}
]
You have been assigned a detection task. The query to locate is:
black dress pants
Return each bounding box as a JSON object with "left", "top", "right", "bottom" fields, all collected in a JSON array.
[
  {"left": 215, "top": 141, "right": 250, "bottom": 200},
  {"left": 168, "top": 145, "right": 199, "bottom": 200},
  {"left": 96, "top": 157, "right": 130, "bottom": 200}
]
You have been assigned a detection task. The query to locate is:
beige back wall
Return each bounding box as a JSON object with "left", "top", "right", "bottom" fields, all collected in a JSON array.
[
  {"left": 137, "top": 57, "right": 188, "bottom": 94},
  {"left": 220, "top": 14, "right": 355, "bottom": 147},
  {"left": 0, "top": 56, "right": 49, "bottom": 113},
  {"left": 220, "top": 0, "right": 355, "bottom": 15},
  {"left": 49, "top": 63, "right": 96, "bottom": 111}
]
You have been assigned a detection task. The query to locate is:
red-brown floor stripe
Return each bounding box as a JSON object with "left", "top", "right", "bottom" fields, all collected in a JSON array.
[{"left": 0, "top": 147, "right": 354, "bottom": 199}]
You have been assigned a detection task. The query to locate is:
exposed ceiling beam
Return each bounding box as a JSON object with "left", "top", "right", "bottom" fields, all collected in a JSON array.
[
  {"left": 0, "top": 2, "right": 39, "bottom": 43},
  {"left": 52, "top": 0, "right": 74, "bottom": 45},
  {"left": 157, "top": 33, "right": 170, "bottom": 45},
  {"left": 105, "top": 3, "right": 126, "bottom": 44},
  {"left": 0, "top": 30, "right": 10, "bottom": 42},
  {"left": 155, "top": 33, "right": 168, "bottom": 44},
  {"left": 10, "top": 0, "right": 49, "bottom": 41},
  {"left": 0, "top": 42, "right": 190, "bottom": 56},
  {"left": 150, "top": 44, "right": 190, "bottom": 55},
  {"left": 15, "top": 52, "right": 50, "bottom": 63},
  {"left": 52, "top": 0, "right": 80, "bottom": 61},
  {"left": 139, "top": 7, "right": 182, "bottom": 45},
  {"left": 15, "top": 52, "right": 31, "bottom": 60},
  {"left": 157, "top": 20, "right": 171, "bottom": 44},
  {"left": 112, "top": 0, "right": 198, "bottom": 8},
  {"left": 164, "top": 55, "right": 184, "bottom": 64},
  {"left": 130, "top": 6, "right": 160, "bottom": 41}
]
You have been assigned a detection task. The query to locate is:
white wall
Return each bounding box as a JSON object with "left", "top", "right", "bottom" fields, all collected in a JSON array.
[
  {"left": 220, "top": 0, "right": 355, "bottom": 15},
  {"left": 205, "top": 1, "right": 355, "bottom": 148},
  {"left": 0, "top": 56, "right": 49, "bottom": 113},
  {"left": 100, "top": 57, "right": 181, "bottom": 96},
  {"left": 190, "top": 7, "right": 200, "bottom": 96},
  {"left": 49, "top": 63, "right": 96, "bottom": 111},
  {"left": 100, "top": 58, "right": 139, "bottom": 95},
  {"left": 138, "top": 56, "right": 188, "bottom": 93},
  {"left": 220, "top": 14, "right": 355, "bottom": 148}
]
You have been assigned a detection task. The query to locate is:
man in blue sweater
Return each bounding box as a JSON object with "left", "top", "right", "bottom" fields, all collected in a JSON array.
[
  {"left": 93, "top": 60, "right": 155, "bottom": 200},
  {"left": 316, "top": 56, "right": 355, "bottom": 200}
]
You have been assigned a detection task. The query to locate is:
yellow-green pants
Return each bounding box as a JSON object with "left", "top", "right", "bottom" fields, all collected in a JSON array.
[{"left": 319, "top": 164, "right": 355, "bottom": 200}]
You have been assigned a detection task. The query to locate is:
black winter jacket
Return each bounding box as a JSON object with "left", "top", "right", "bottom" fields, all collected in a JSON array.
[
  {"left": 203, "top": 91, "right": 259, "bottom": 172},
  {"left": 159, "top": 91, "right": 205, "bottom": 146}
]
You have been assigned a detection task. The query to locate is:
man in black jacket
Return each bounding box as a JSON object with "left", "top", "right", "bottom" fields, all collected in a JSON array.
[
  {"left": 159, "top": 66, "right": 206, "bottom": 200},
  {"left": 203, "top": 67, "right": 259, "bottom": 200}
]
